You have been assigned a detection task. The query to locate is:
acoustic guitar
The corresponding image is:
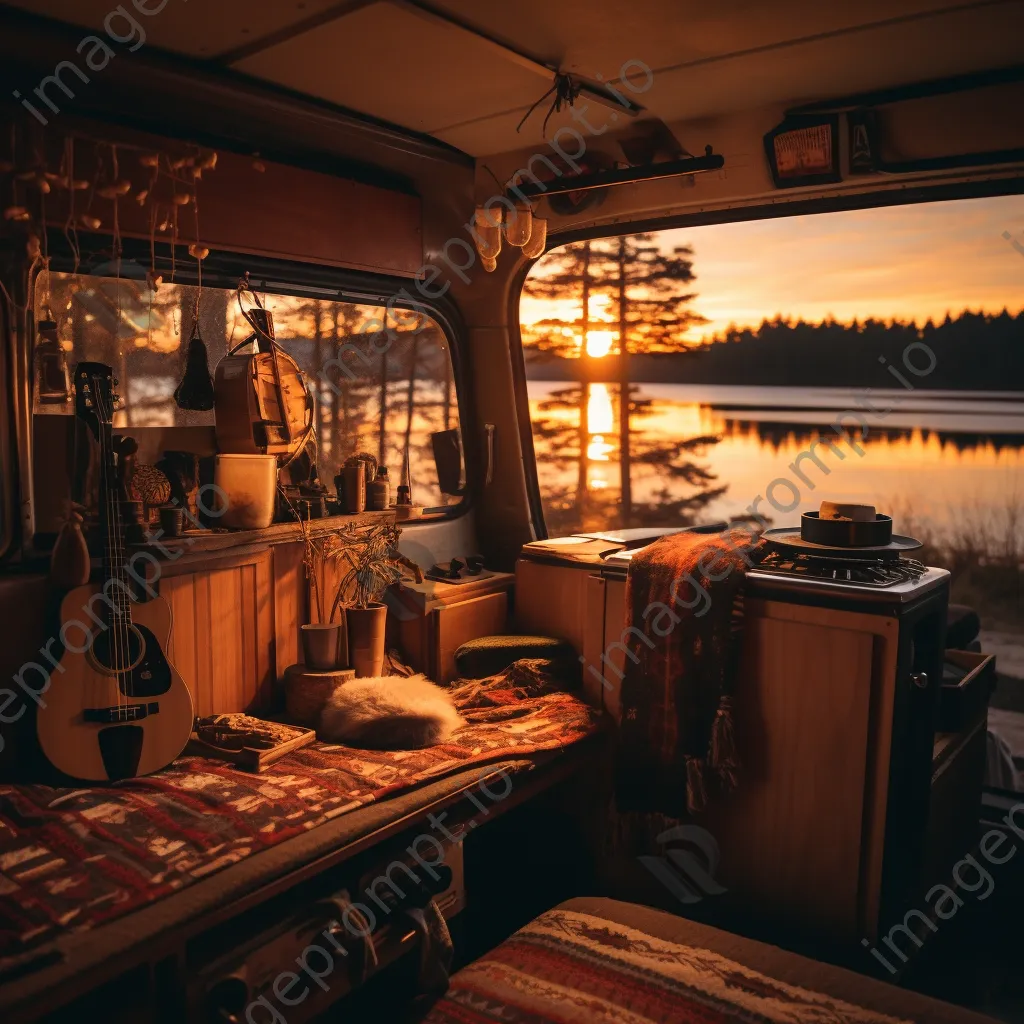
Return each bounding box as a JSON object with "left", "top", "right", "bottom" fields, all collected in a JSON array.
[{"left": 36, "top": 363, "right": 194, "bottom": 781}]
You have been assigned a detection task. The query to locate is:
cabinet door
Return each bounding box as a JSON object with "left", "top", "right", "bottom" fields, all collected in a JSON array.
[
  {"left": 160, "top": 549, "right": 274, "bottom": 716},
  {"left": 708, "top": 615, "right": 876, "bottom": 936},
  {"left": 435, "top": 592, "right": 509, "bottom": 682}
]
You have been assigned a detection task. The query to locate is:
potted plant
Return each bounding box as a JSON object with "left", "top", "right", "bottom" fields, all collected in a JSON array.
[
  {"left": 298, "top": 515, "right": 347, "bottom": 670},
  {"left": 336, "top": 523, "right": 420, "bottom": 677}
]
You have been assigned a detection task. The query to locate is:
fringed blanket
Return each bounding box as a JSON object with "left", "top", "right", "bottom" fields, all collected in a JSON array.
[
  {"left": 0, "top": 661, "right": 599, "bottom": 965},
  {"left": 424, "top": 908, "right": 910, "bottom": 1024},
  {"left": 615, "top": 527, "right": 764, "bottom": 817}
]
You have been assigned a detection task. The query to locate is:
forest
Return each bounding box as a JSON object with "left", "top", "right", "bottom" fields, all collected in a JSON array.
[
  {"left": 522, "top": 236, "right": 1024, "bottom": 391},
  {"left": 525, "top": 308, "right": 1024, "bottom": 390}
]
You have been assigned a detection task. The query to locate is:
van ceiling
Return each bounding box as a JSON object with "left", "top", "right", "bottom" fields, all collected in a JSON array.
[{"left": 7, "top": 0, "right": 1023, "bottom": 157}]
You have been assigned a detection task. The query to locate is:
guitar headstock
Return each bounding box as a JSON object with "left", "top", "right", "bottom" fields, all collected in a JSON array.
[{"left": 73, "top": 362, "right": 119, "bottom": 437}]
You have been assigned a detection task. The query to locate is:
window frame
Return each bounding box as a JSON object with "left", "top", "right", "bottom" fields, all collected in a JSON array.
[
  {"left": 9, "top": 232, "right": 475, "bottom": 558},
  {"left": 510, "top": 175, "right": 1024, "bottom": 540}
]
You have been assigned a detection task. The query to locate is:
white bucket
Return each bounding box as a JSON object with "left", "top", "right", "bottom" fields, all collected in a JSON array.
[{"left": 213, "top": 454, "right": 279, "bottom": 530}]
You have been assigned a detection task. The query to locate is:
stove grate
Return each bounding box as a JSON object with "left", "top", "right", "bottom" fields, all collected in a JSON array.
[{"left": 757, "top": 550, "right": 928, "bottom": 587}]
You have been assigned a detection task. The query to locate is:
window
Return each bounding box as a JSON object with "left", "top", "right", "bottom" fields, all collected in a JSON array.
[
  {"left": 521, "top": 194, "right": 1024, "bottom": 791},
  {"left": 34, "top": 266, "right": 462, "bottom": 512}
]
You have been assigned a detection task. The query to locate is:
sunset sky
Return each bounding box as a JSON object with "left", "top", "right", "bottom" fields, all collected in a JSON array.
[{"left": 520, "top": 193, "right": 1024, "bottom": 349}]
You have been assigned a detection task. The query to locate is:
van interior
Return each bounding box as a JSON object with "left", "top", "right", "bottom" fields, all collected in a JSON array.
[{"left": 0, "top": 2, "right": 1022, "bottom": 1021}]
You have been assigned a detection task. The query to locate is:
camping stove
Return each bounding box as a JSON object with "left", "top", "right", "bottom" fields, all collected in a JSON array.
[{"left": 747, "top": 551, "right": 948, "bottom": 604}]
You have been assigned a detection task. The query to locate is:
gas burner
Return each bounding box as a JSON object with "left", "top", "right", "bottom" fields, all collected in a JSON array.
[
  {"left": 425, "top": 555, "right": 488, "bottom": 583},
  {"left": 756, "top": 550, "right": 928, "bottom": 588}
]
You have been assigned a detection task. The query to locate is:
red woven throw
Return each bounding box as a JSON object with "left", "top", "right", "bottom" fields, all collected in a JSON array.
[{"left": 615, "top": 527, "right": 764, "bottom": 817}]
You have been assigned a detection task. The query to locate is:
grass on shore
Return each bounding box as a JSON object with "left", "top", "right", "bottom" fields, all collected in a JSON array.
[{"left": 890, "top": 496, "right": 1023, "bottom": 632}]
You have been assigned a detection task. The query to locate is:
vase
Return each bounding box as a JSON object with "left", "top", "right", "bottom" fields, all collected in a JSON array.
[
  {"left": 346, "top": 604, "right": 387, "bottom": 678},
  {"left": 49, "top": 512, "right": 91, "bottom": 589},
  {"left": 301, "top": 623, "right": 342, "bottom": 671}
]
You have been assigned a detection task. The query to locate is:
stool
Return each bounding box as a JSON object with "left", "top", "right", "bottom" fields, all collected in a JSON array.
[
  {"left": 454, "top": 635, "right": 577, "bottom": 680},
  {"left": 284, "top": 664, "right": 356, "bottom": 726}
]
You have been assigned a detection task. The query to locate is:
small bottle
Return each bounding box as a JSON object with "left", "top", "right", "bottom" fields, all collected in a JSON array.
[
  {"left": 34, "top": 317, "right": 72, "bottom": 407},
  {"left": 342, "top": 461, "right": 366, "bottom": 513},
  {"left": 368, "top": 466, "right": 391, "bottom": 511},
  {"left": 396, "top": 450, "right": 412, "bottom": 506}
]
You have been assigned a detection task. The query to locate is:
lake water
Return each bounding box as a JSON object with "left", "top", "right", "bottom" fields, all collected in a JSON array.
[{"left": 527, "top": 381, "right": 1024, "bottom": 542}]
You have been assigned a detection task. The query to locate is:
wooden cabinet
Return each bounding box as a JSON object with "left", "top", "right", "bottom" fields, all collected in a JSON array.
[
  {"left": 148, "top": 512, "right": 397, "bottom": 715},
  {"left": 585, "top": 571, "right": 980, "bottom": 947},
  {"left": 390, "top": 573, "right": 514, "bottom": 682}
]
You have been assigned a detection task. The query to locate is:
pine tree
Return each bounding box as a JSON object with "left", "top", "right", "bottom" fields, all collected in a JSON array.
[
  {"left": 523, "top": 235, "right": 719, "bottom": 532},
  {"left": 523, "top": 242, "right": 596, "bottom": 517}
]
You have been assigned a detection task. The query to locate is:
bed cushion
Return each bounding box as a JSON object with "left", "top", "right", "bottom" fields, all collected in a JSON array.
[
  {"left": 454, "top": 636, "right": 578, "bottom": 680},
  {"left": 425, "top": 897, "right": 1000, "bottom": 1024}
]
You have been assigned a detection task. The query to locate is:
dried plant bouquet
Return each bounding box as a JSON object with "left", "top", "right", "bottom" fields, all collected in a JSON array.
[{"left": 298, "top": 516, "right": 422, "bottom": 624}]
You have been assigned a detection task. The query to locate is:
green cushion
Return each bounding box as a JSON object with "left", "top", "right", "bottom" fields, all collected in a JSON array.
[{"left": 454, "top": 635, "right": 577, "bottom": 680}]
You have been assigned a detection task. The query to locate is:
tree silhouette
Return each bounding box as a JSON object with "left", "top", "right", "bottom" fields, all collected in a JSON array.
[
  {"left": 523, "top": 236, "right": 720, "bottom": 533},
  {"left": 523, "top": 241, "right": 597, "bottom": 518}
]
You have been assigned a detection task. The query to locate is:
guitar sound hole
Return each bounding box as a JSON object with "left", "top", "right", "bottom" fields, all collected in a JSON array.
[{"left": 91, "top": 626, "right": 145, "bottom": 674}]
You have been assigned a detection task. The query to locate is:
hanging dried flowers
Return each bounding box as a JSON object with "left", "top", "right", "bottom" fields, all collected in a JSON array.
[{"left": 97, "top": 180, "right": 133, "bottom": 199}]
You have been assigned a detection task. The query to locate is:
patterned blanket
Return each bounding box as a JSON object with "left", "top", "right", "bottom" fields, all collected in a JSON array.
[
  {"left": 0, "top": 663, "right": 599, "bottom": 966},
  {"left": 425, "top": 909, "right": 911, "bottom": 1024}
]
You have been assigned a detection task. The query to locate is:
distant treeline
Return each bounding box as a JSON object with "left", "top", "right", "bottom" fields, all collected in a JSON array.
[{"left": 524, "top": 309, "right": 1024, "bottom": 390}]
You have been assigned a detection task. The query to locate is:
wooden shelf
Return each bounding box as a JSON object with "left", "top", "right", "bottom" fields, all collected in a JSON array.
[{"left": 130, "top": 510, "right": 397, "bottom": 560}]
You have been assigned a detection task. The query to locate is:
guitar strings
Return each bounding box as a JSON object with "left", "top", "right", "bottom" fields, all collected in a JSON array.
[
  {"left": 96, "top": 380, "right": 120, "bottom": 715},
  {"left": 106, "top": 383, "right": 126, "bottom": 715},
  {"left": 111, "top": 385, "right": 132, "bottom": 711},
  {"left": 112, "top": 235, "right": 131, "bottom": 713},
  {"left": 99, "top": 380, "right": 127, "bottom": 717}
]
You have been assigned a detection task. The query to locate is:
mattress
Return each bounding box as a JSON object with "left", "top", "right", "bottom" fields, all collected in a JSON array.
[
  {"left": 0, "top": 666, "right": 601, "bottom": 1018},
  {"left": 425, "top": 896, "right": 1000, "bottom": 1024}
]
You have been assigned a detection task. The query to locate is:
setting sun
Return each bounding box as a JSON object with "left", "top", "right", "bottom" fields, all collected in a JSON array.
[{"left": 586, "top": 330, "right": 616, "bottom": 358}]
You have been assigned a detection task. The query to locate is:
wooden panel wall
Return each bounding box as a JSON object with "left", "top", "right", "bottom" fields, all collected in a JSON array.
[
  {"left": 160, "top": 548, "right": 275, "bottom": 716},
  {"left": 38, "top": 124, "right": 424, "bottom": 277},
  {"left": 273, "top": 541, "right": 308, "bottom": 684},
  {"left": 158, "top": 540, "right": 357, "bottom": 716}
]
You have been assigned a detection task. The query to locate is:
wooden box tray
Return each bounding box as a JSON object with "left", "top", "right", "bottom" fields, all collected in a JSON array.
[
  {"left": 939, "top": 650, "right": 996, "bottom": 732},
  {"left": 185, "top": 714, "right": 316, "bottom": 771}
]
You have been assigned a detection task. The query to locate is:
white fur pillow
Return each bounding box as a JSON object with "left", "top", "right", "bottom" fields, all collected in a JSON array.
[{"left": 318, "top": 673, "right": 465, "bottom": 750}]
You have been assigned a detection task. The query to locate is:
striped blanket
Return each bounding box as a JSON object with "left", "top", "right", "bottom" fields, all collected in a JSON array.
[{"left": 425, "top": 909, "right": 910, "bottom": 1024}]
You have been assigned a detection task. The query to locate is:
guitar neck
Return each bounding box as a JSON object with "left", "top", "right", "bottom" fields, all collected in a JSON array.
[{"left": 98, "top": 421, "right": 134, "bottom": 622}]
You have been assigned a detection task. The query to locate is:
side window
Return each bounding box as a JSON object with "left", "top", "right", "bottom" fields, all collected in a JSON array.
[{"left": 34, "top": 269, "right": 462, "bottom": 513}]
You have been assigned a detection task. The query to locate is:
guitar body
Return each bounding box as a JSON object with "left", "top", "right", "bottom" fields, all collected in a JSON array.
[{"left": 36, "top": 586, "right": 195, "bottom": 781}]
